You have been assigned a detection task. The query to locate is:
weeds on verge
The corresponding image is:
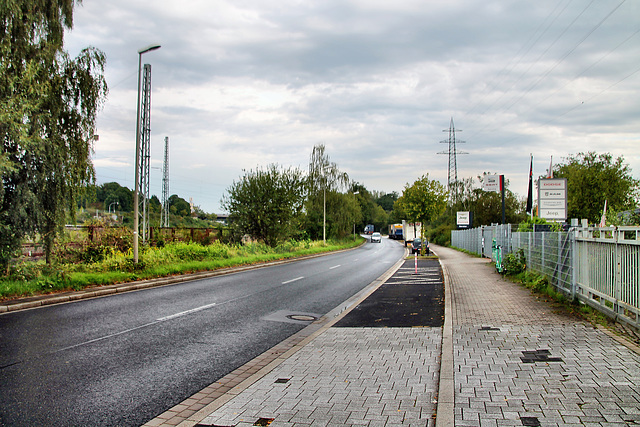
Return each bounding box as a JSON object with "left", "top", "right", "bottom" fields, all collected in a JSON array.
[
  {"left": 1, "top": 238, "right": 364, "bottom": 300},
  {"left": 499, "top": 249, "right": 610, "bottom": 327}
]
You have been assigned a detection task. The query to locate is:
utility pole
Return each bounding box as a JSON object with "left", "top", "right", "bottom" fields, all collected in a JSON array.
[
  {"left": 139, "top": 63, "right": 152, "bottom": 244},
  {"left": 161, "top": 136, "right": 169, "bottom": 227},
  {"left": 133, "top": 43, "right": 160, "bottom": 263},
  {"left": 438, "top": 117, "right": 467, "bottom": 204}
]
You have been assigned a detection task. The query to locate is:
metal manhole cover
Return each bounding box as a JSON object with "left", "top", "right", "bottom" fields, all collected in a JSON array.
[{"left": 287, "top": 314, "right": 317, "bottom": 322}]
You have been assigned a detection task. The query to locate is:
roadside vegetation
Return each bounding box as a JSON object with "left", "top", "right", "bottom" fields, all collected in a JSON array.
[
  {"left": 498, "top": 248, "right": 616, "bottom": 331},
  {"left": 0, "top": 237, "right": 364, "bottom": 301}
]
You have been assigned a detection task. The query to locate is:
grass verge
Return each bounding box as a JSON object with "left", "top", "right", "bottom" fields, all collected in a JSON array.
[{"left": 1, "top": 238, "right": 365, "bottom": 301}]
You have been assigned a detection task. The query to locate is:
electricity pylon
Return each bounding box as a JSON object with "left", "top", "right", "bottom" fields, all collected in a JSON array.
[
  {"left": 437, "top": 118, "right": 467, "bottom": 204},
  {"left": 138, "top": 63, "right": 152, "bottom": 242},
  {"left": 161, "top": 136, "right": 169, "bottom": 228}
]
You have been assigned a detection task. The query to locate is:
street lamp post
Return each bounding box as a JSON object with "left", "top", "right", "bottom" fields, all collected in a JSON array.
[
  {"left": 322, "top": 166, "right": 327, "bottom": 245},
  {"left": 352, "top": 191, "right": 359, "bottom": 240},
  {"left": 134, "top": 44, "right": 161, "bottom": 263}
]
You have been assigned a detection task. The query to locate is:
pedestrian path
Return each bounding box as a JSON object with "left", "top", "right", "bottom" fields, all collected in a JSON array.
[
  {"left": 438, "top": 245, "right": 640, "bottom": 427},
  {"left": 199, "top": 328, "right": 442, "bottom": 426},
  {"left": 149, "top": 244, "right": 640, "bottom": 427}
]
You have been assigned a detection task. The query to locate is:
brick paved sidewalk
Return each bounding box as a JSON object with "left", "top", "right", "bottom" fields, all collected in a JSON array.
[
  {"left": 435, "top": 244, "right": 640, "bottom": 427},
  {"left": 147, "top": 245, "right": 640, "bottom": 427}
]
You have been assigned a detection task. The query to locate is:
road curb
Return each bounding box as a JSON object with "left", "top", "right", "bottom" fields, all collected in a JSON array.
[{"left": 435, "top": 248, "right": 455, "bottom": 427}]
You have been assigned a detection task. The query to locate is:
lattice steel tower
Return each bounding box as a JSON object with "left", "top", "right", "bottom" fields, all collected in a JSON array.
[
  {"left": 161, "top": 136, "right": 169, "bottom": 228},
  {"left": 138, "top": 63, "right": 152, "bottom": 242},
  {"left": 438, "top": 118, "right": 467, "bottom": 203}
]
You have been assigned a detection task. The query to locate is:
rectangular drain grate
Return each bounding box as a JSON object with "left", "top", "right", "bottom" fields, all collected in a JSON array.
[
  {"left": 479, "top": 326, "right": 500, "bottom": 331},
  {"left": 521, "top": 349, "right": 563, "bottom": 363},
  {"left": 274, "top": 378, "right": 290, "bottom": 383},
  {"left": 520, "top": 416, "right": 541, "bottom": 426}
]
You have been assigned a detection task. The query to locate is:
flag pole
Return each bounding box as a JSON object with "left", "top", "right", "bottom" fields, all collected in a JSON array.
[
  {"left": 531, "top": 154, "right": 534, "bottom": 220},
  {"left": 526, "top": 154, "right": 534, "bottom": 220}
]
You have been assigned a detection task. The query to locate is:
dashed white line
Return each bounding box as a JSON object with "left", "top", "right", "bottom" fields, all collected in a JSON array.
[
  {"left": 156, "top": 302, "right": 218, "bottom": 321},
  {"left": 330, "top": 265, "right": 341, "bottom": 269},
  {"left": 282, "top": 276, "right": 304, "bottom": 284}
]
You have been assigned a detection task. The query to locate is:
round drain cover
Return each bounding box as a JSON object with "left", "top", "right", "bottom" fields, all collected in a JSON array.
[{"left": 287, "top": 314, "right": 317, "bottom": 322}]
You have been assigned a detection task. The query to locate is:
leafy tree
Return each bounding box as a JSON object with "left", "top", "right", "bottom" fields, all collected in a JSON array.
[
  {"left": 469, "top": 174, "right": 526, "bottom": 226},
  {"left": 0, "top": 1, "right": 107, "bottom": 267},
  {"left": 97, "top": 182, "right": 133, "bottom": 212},
  {"left": 553, "top": 152, "right": 639, "bottom": 223},
  {"left": 221, "top": 164, "right": 306, "bottom": 246},
  {"left": 389, "top": 198, "right": 408, "bottom": 224},
  {"left": 370, "top": 204, "right": 389, "bottom": 233},
  {"left": 307, "top": 144, "right": 349, "bottom": 195},
  {"left": 374, "top": 191, "right": 398, "bottom": 212},
  {"left": 325, "top": 191, "right": 362, "bottom": 239},
  {"left": 169, "top": 194, "right": 191, "bottom": 217},
  {"left": 149, "top": 195, "right": 161, "bottom": 213},
  {"left": 193, "top": 206, "right": 217, "bottom": 222},
  {"left": 398, "top": 175, "right": 448, "bottom": 231},
  {"left": 305, "top": 144, "right": 350, "bottom": 240}
]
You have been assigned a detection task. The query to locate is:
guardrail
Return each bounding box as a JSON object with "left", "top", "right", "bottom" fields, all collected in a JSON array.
[{"left": 452, "top": 225, "right": 640, "bottom": 331}]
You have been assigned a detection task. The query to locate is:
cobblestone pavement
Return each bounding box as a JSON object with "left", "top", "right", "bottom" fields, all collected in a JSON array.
[
  {"left": 148, "top": 245, "right": 640, "bottom": 427},
  {"left": 437, "top": 245, "right": 640, "bottom": 427},
  {"left": 200, "top": 328, "right": 442, "bottom": 427}
]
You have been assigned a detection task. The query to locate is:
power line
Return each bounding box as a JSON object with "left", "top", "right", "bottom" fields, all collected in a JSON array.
[{"left": 464, "top": 0, "right": 632, "bottom": 142}]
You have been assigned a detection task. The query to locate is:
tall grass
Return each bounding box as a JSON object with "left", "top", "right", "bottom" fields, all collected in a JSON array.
[{"left": 1, "top": 238, "right": 364, "bottom": 300}]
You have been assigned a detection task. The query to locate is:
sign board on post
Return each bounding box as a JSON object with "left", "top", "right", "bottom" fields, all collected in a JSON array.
[
  {"left": 538, "top": 178, "right": 567, "bottom": 221},
  {"left": 457, "top": 211, "right": 471, "bottom": 229},
  {"left": 482, "top": 175, "right": 501, "bottom": 193}
]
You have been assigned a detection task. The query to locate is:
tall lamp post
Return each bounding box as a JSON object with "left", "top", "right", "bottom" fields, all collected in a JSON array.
[
  {"left": 134, "top": 44, "right": 161, "bottom": 263},
  {"left": 352, "top": 191, "right": 359, "bottom": 240}
]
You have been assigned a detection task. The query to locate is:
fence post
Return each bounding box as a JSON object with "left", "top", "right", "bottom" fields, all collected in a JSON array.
[
  {"left": 570, "top": 228, "right": 577, "bottom": 299},
  {"left": 557, "top": 231, "right": 562, "bottom": 292},
  {"left": 615, "top": 227, "right": 622, "bottom": 316},
  {"left": 541, "top": 232, "right": 546, "bottom": 275}
]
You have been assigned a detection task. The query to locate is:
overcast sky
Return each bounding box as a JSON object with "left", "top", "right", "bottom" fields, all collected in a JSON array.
[{"left": 64, "top": 0, "right": 640, "bottom": 214}]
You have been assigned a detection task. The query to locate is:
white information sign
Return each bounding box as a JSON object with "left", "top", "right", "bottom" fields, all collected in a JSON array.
[
  {"left": 538, "top": 178, "right": 567, "bottom": 221},
  {"left": 482, "top": 175, "right": 501, "bottom": 193},
  {"left": 457, "top": 211, "right": 471, "bottom": 227}
]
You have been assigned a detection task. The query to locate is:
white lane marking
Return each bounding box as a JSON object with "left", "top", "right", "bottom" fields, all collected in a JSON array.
[
  {"left": 156, "top": 302, "right": 218, "bottom": 321},
  {"left": 55, "top": 321, "right": 160, "bottom": 353},
  {"left": 55, "top": 302, "right": 221, "bottom": 354},
  {"left": 282, "top": 276, "right": 304, "bottom": 284},
  {"left": 330, "top": 265, "right": 341, "bottom": 269}
]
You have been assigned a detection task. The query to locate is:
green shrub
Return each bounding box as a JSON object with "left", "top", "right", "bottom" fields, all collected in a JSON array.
[
  {"left": 427, "top": 223, "right": 454, "bottom": 246},
  {"left": 54, "top": 227, "right": 133, "bottom": 264},
  {"left": 164, "top": 241, "right": 210, "bottom": 261},
  {"left": 502, "top": 248, "right": 526, "bottom": 276},
  {"left": 1, "top": 237, "right": 363, "bottom": 299}
]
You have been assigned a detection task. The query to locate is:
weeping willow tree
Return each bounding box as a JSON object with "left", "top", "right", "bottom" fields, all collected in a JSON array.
[
  {"left": 305, "top": 144, "right": 356, "bottom": 240},
  {"left": 0, "top": 0, "right": 108, "bottom": 268}
]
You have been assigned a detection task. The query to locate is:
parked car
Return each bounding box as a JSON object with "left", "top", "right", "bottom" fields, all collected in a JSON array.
[
  {"left": 410, "top": 238, "right": 422, "bottom": 254},
  {"left": 371, "top": 232, "right": 382, "bottom": 243},
  {"left": 410, "top": 238, "right": 430, "bottom": 255}
]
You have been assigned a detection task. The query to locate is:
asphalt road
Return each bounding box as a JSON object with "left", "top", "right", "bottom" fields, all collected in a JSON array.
[{"left": 0, "top": 237, "right": 404, "bottom": 426}]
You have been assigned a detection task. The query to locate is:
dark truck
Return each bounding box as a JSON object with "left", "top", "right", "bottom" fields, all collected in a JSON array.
[{"left": 388, "top": 223, "right": 403, "bottom": 240}]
